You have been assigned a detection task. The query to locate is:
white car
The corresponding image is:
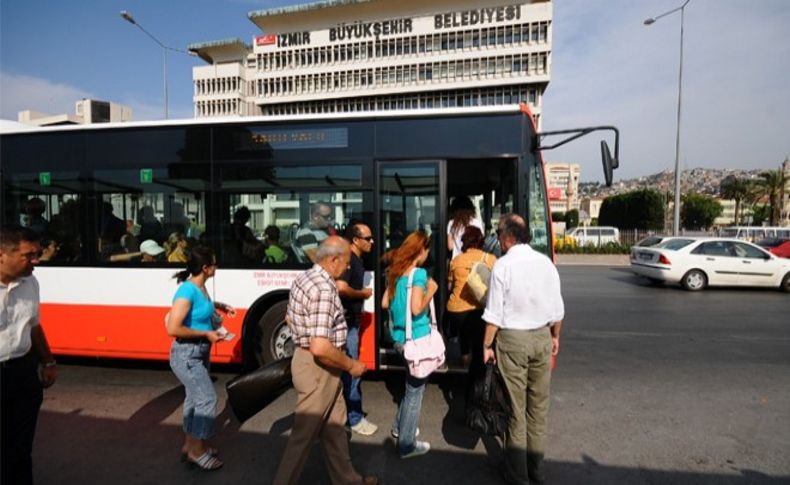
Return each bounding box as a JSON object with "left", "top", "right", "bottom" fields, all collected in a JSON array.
[{"left": 631, "top": 237, "right": 790, "bottom": 292}]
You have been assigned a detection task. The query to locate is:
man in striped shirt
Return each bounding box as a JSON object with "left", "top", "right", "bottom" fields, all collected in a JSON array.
[{"left": 273, "top": 236, "right": 377, "bottom": 485}]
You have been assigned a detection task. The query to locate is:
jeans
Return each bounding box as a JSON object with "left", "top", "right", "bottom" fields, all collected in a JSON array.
[
  {"left": 341, "top": 325, "right": 364, "bottom": 426},
  {"left": 170, "top": 340, "right": 217, "bottom": 440},
  {"left": 391, "top": 345, "right": 428, "bottom": 455}
]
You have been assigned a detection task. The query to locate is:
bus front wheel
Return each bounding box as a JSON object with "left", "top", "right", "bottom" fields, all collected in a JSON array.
[{"left": 256, "top": 301, "right": 294, "bottom": 366}]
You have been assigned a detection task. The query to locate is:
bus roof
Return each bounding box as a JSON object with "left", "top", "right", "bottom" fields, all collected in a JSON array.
[{"left": 0, "top": 105, "right": 532, "bottom": 135}]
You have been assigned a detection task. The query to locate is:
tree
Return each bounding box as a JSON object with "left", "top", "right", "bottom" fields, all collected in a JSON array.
[
  {"left": 681, "top": 192, "right": 723, "bottom": 230},
  {"left": 719, "top": 175, "right": 756, "bottom": 226},
  {"left": 754, "top": 169, "right": 787, "bottom": 225},
  {"left": 598, "top": 189, "right": 665, "bottom": 230},
  {"left": 564, "top": 209, "right": 579, "bottom": 229},
  {"left": 551, "top": 211, "right": 565, "bottom": 222},
  {"left": 751, "top": 204, "right": 771, "bottom": 226}
]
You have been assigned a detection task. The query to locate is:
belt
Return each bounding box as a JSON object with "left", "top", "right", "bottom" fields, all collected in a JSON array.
[
  {"left": 176, "top": 337, "right": 210, "bottom": 344},
  {"left": 501, "top": 324, "right": 550, "bottom": 333}
]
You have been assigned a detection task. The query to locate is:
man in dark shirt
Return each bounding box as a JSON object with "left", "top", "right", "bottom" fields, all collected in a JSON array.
[{"left": 337, "top": 223, "right": 377, "bottom": 436}]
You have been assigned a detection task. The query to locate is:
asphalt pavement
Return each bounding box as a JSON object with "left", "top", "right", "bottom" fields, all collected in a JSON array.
[{"left": 33, "top": 266, "right": 790, "bottom": 484}]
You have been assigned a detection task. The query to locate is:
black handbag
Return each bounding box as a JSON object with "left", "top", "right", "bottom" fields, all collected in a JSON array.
[
  {"left": 225, "top": 357, "right": 293, "bottom": 423},
  {"left": 465, "top": 361, "right": 512, "bottom": 437}
]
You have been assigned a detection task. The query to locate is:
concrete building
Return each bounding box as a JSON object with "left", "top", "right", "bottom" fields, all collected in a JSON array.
[
  {"left": 18, "top": 99, "right": 132, "bottom": 126},
  {"left": 189, "top": 0, "right": 551, "bottom": 125},
  {"left": 545, "top": 162, "right": 580, "bottom": 214},
  {"left": 713, "top": 198, "right": 754, "bottom": 226},
  {"left": 579, "top": 197, "right": 603, "bottom": 223}
]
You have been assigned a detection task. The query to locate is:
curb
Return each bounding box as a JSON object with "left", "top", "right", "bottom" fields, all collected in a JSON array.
[{"left": 555, "top": 255, "right": 631, "bottom": 267}]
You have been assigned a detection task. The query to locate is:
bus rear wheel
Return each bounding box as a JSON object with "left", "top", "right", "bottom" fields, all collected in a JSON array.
[{"left": 255, "top": 301, "right": 293, "bottom": 366}]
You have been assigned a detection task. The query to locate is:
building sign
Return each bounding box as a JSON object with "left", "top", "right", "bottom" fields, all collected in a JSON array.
[
  {"left": 434, "top": 5, "right": 522, "bottom": 30},
  {"left": 329, "top": 18, "right": 413, "bottom": 42},
  {"left": 548, "top": 188, "right": 562, "bottom": 200},
  {"left": 255, "top": 34, "right": 276, "bottom": 46}
]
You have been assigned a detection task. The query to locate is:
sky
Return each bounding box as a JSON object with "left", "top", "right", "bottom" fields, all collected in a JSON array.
[{"left": 1, "top": 0, "right": 789, "bottom": 182}]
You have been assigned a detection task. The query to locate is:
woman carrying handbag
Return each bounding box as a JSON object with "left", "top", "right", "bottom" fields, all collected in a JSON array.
[{"left": 381, "top": 231, "right": 442, "bottom": 459}]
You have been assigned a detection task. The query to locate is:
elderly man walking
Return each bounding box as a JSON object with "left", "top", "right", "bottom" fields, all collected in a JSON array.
[
  {"left": 482, "top": 214, "right": 564, "bottom": 485},
  {"left": 273, "top": 236, "right": 378, "bottom": 485},
  {"left": 1, "top": 225, "right": 58, "bottom": 485}
]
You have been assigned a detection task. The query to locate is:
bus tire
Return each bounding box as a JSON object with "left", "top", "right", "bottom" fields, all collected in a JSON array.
[{"left": 256, "top": 300, "right": 293, "bottom": 366}]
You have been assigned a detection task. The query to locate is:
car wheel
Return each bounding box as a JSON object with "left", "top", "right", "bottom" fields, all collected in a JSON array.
[
  {"left": 256, "top": 300, "right": 293, "bottom": 366},
  {"left": 681, "top": 269, "right": 707, "bottom": 291},
  {"left": 781, "top": 273, "right": 790, "bottom": 293}
]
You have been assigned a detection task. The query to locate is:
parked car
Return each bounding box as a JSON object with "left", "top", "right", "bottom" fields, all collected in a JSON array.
[
  {"left": 755, "top": 238, "right": 790, "bottom": 258},
  {"left": 719, "top": 226, "right": 790, "bottom": 242},
  {"left": 631, "top": 237, "right": 790, "bottom": 292},
  {"left": 567, "top": 226, "right": 620, "bottom": 246}
]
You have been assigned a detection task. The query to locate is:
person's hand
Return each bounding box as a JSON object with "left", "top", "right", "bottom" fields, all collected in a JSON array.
[
  {"left": 361, "top": 288, "right": 373, "bottom": 299},
  {"left": 205, "top": 331, "right": 222, "bottom": 344},
  {"left": 41, "top": 364, "right": 57, "bottom": 388},
  {"left": 552, "top": 337, "right": 560, "bottom": 356},
  {"left": 483, "top": 347, "right": 496, "bottom": 365},
  {"left": 348, "top": 360, "right": 367, "bottom": 378},
  {"left": 221, "top": 303, "right": 237, "bottom": 318}
]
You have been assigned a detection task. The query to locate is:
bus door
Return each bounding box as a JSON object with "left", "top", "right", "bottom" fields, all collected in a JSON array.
[{"left": 375, "top": 160, "right": 446, "bottom": 369}]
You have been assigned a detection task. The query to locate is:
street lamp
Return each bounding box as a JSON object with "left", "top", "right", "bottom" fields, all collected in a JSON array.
[
  {"left": 644, "top": 0, "right": 691, "bottom": 236},
  {"left": 120, "top": 10, "right": 193, "bottom": 119}
]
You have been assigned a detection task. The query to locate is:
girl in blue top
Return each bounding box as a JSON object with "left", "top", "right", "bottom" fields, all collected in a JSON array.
[
  {"left": 381, "top": 231, "right": 438, "bottom": 458},
  {"left": 165, "top": 245, "right": 235, "bottom": 471}
]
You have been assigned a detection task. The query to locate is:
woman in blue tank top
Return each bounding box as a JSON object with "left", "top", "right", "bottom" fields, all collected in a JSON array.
[{"left": 165, "top": 245, "right": 235, "bottom": 471}]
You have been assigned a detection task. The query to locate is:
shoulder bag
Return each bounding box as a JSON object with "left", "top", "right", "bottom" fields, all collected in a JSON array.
[
  {"left": 466, "top": 252, "right": 492, "bottom": 305},
  {"left": 403, "top": 268, "right": 446, "bottom": 378}
]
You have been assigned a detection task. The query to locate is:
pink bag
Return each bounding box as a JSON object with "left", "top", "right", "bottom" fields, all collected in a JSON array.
[{"left": 403, "top": 269, "right": 446, "bottom": 378}]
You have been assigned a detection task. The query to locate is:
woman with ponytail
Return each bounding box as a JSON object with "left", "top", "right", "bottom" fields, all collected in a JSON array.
[
  {"left": 381, "top": 231, "right": 437, "bottom": 458},
  {"left": 165, "top": 245, "right": 235, "bottom": 471}
]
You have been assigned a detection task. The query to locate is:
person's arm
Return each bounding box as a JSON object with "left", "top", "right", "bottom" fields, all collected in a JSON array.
[
  {"left": 410, "top": 276, "right": 437, "bottom": 316},
  {"left": 550, "top": 321, "right": 562, "bottom": 356},
  {"left": 214, "top": 301, "right": 237, "bottom": 318},
  {"left": 309, "top": 336, "right": 366, "bottom": 377},
  {"left": 336, "top": 280, "right": 373, "bottom": 300},
  {"left": 482, "top": 323, "right": 499, "bottom": 364},
  {"left": 30, "top": 325, "right": 57, "bottom": 388},
  {"left": 381, "top": 289, "right": 390, "bottom": 310},
  {"left": 166, "top": 299, "right": 220, "bottom": 343}
]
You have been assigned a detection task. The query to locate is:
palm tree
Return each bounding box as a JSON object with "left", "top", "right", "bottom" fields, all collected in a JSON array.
[
  {"left": 755, "top": 169, "right": 787, "bottom": 226},
  {"left": 719, "top": 175, "right": 756, "bottom": 226}
]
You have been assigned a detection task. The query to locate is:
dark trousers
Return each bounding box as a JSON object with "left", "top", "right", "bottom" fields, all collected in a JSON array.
[
  {"left": 1, "top": 351, "right": 44, "bottom": 485},
  {"left": 447, "top": 309, "right": 486, "bottom": 400}
]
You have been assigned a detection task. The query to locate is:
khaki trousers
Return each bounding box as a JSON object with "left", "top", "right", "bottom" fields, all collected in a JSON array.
[
  {"left": 273, "top": 348, "right": 362, "bottom": 485},
  {"left": 496, "top": 327, "right": 553, "bottom": 485}
]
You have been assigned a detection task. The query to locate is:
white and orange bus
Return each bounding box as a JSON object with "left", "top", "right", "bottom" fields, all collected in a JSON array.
[{"left": 1, "top": 106, "right": 618, "bottom": 371}]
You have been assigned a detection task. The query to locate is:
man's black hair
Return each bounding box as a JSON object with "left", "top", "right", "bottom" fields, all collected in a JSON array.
[{"left": 0, "top": 224, "right": 41, "bottom": 250}]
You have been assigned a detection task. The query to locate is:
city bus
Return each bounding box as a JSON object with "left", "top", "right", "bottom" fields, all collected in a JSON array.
[{"left": 1, "top": 105, "right": 617, "bottom": 371}]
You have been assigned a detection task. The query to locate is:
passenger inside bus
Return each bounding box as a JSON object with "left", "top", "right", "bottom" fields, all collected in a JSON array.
[
  {"left": 263, "top": 225, "right": 288, "bottom": 264},
  {"left": 447, "top": 196, "right": 484, "bottom": 260},
  {"left": 292, "top": 201, "right": 335, "bottom": 263},
  {"left": 20, "top": 197, "right": 49, "bottom": 236}
]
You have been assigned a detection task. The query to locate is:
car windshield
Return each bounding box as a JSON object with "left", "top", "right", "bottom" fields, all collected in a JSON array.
[
  {"left": 655, "top": 238, "right": 695, "bottom": 250},
  {"left": 636, "top": 236, "right": 663, "bottom": 247}
]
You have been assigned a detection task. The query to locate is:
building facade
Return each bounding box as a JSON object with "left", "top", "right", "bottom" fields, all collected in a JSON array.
[
  {"left": 190, "top": 0, "right": 551, "bottom": 126},
  {"left": 782, "top": 158, "right": 790, "bottom": 227},
  {"left": 18, "top": 99, "right": 132, "bottom": 126},
  {"left": 545, "top": 162, "right": 580, "bottom": 214}
]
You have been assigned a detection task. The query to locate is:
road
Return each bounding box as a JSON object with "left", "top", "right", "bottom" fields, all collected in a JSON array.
[{"left": 33, "top": 266, "right": 790, "bottom": 484}]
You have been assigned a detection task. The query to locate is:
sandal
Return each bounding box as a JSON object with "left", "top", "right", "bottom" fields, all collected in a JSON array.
[
  {"left": 180, "top": 447, "right": 218, "bottom": 462},
  {"left": 187, "top": 450, "right": 223, "bottom": 471}
]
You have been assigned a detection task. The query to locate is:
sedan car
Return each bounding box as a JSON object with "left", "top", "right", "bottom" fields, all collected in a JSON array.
[
  {"left": 755, "top": 238, "right": 790, "bottom": 258},
  {"left": 631, "top": 237, "right": 790, "bottom": 292}
]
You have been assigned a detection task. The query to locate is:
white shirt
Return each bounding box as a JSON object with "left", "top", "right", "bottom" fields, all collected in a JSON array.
[
  {"left": 0, "top": 275, "right": 41, "bottom": 361},
  {"left": 447, "top": 217, "right": 484, "bottom": 260},
  {"left": 482, "top": 244, "right": 564, "bottom": 330}
]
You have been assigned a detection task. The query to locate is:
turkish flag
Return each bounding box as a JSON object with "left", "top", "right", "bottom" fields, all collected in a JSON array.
[{"left": 256, "top": 34, "right": 276, "bottom": 46}]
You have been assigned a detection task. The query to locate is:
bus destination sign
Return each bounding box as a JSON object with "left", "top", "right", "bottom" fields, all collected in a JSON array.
[{"left": 240, "top": 127, "right": 349, "bottom": 151}]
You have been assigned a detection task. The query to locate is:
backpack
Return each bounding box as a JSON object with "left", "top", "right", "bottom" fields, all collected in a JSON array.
[{"left": 465, "top": 252, "right": 492, "bottom": 304}]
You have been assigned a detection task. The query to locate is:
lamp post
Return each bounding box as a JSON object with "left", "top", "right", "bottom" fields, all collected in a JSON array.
[
  {"left": 120, "top": 10, "right": 193, "bottom": 119},
  {"left": 645, "top": 0, "right": 691, "bottom": 236}
]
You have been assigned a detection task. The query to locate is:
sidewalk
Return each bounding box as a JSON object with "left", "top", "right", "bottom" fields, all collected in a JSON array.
[{"left": 555, "top": 253, "right": 630, "bottom": 266}]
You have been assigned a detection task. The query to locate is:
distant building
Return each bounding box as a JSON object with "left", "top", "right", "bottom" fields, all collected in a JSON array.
[
  {"left": 545, "top": 162, "right": 580, "bottom": 214},
  {"left": 18, "top": 99, "right": 132, "bottom": 126},
  {"left": 579, "top": 197, "right": 603, "bottom": 223},
  {"left": 714, "top": 198, "right": 754, "bottom": 226},
  {"left": 190, "top": 0, "right": 552, "bottom": 122}
]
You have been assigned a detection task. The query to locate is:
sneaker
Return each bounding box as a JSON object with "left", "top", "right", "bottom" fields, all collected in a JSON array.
[
  {"left": 390, "top": 427, "right": 420, "bottom": 439},
  {"left": 400, "top": 441, "right": 430, "bottom": 459},
  {"left": 350, "top": 418, "right": 378, "bottom": 436}
]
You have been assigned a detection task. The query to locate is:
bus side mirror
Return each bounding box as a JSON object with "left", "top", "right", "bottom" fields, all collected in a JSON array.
[{"left": 601, "top": 140, "right": 618, "bottom": 187}]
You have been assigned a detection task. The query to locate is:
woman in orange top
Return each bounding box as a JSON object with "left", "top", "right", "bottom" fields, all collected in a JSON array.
[{"left": 446, "top": 226, "right": 496, "bottom": 373}]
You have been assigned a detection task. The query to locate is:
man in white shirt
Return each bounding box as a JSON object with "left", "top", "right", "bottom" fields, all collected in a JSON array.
[
  {"left": 482, "top": 214, "right": 564, "bottom": 485},
  {"left": 1, "top": 225, "right": 57, "bottom": 485}
]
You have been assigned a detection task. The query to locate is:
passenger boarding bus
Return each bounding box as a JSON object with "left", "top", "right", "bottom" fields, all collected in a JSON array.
[{"left": 0, "top": 106, "right": 618, "bottom": 371}]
